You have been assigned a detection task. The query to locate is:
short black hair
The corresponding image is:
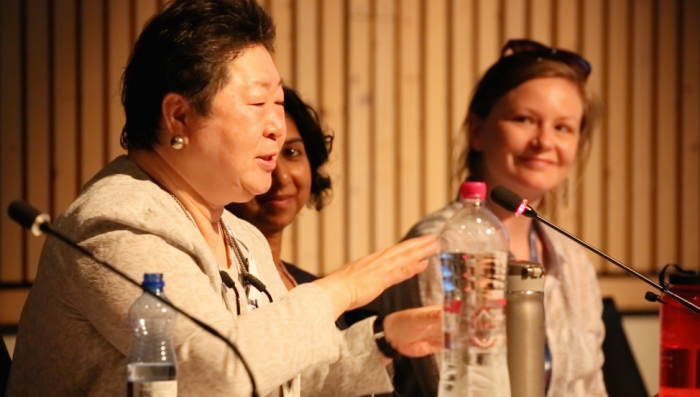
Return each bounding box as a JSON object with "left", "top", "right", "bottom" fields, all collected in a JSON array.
[
  {"left": 120, "top": 0, "right": 275, "bottom": 150},
  {"left": 283, "top": 87, "right": 333, "bottom": 210}
]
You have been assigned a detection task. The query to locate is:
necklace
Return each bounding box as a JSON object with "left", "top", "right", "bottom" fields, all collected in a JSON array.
[{"left": 166, "top": 191, "right": 251, "bottom": 285}]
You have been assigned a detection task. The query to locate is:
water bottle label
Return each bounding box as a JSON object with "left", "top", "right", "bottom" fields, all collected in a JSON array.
[
  {"left": 438, "top": 350, "right": 466, "bottom": 397},
  {"left": 466, "top": 252, "right": 508, "bottom": 351},
  {"left": 439, "top": 253, "right": 468, "bottom": 397},
  {"left": 470, "top": 307, "right": 501, "bottom": 348},
  {"left": 128, "top": 380, "right": 177, "bottom": 397}
]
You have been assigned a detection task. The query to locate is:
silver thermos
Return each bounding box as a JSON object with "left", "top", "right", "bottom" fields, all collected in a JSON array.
[{"left": 506, "top": 260, "right": 546, "bottom": 397}]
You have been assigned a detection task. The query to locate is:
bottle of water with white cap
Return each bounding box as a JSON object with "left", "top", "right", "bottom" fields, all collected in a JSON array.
[
  {"left": 438, "top": 182, "right": 510, "bottom": 397},
  {"left": 128, "top": 273, "right": 178, "bottom": 396}
]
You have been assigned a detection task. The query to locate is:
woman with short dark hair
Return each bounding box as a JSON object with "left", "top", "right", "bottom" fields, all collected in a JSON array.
[{"left": 6, "top": 1, "right": 442, "bottom": 396}]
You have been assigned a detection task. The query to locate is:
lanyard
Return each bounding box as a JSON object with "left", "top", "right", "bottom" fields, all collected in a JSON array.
[
  {"left": 529, "top": 221, "right": 539, "bottom": 263},
  {"left": 529, "top": 220, "right": 553, "bottom": 393}
]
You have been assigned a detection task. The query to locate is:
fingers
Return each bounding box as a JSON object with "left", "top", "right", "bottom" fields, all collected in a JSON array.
[
  {"left": 384, "top": 259, "right": 429, "bottom": 289},
  {"left": 349, "top": 234, "right": 436, "bottom": 274},
  {"left": 384, "top": 306, "right": 444, "bottom": 358},
  {"left": 316, "top": 235, "right": 437, "bottom": 315},
  {"left": 383, "top": 307, "right": 442, "bottom": 338},
  {"left": 381, "top": 234, "right": 438, "bottom": 262},
  {"left": 393, "top": 305, "right": 442, "bottom": 328},
  {"left": 349, "top": 246, "right": 385, "bottom": 268},
  {"left": 403, "top": 339, "right": 443, "bottom": 357},
  {"left": 375, "top": 235, "right": 437, "bottom": 287}
]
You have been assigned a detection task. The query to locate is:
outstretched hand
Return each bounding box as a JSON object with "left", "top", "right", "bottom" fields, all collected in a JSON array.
[
  {"left": 383, "top": 306, "right": 443, "bottom": 358},
  {"left": 313, "top": 234, "right": 438, "bottom": 319}
]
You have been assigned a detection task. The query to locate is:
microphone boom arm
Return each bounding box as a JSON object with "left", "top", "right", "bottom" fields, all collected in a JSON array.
[
  {"left": 534, "top": 214, "right": 700, "bottom": 315},
  {"left": 488, "top": 185, "right": 700, "bottom": 315},
  {"left": 12, "top": 202, "right": 260, "bottom": 397}
]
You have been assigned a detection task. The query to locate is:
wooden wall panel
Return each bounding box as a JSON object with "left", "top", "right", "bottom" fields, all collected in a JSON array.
[
  {"left": 107, "top": 0, "right": 130, "bottom": 161},
  {"left": 0, "top": 0, "right": 24, "bottom": 283},
  {"left": 2, "top": 0, "right": 700, "bottom": 323},
  {"left": 269, "top": 0, "right": 294, "bottom": 84},
  {"left": 134, "top": 0, "right": 159, "bottom": 40},
  {"left": 373, "top": 0, "right": 398, "bottom": 250},
  {"left": 52, "top": 0, "right": 79, "bottom": 215},
  {"left": 269, "top": 0, "right": 295, "bottom": 264},
  {"left": 530, "top": 0, "right": 553, "bottom": 45},
  {"left": 397, "top": 0, "right": 422, "bottom": 238},
  {"left": 680, "top": 0, "right": 700, "bottom": 270},
  {"left": 293, "top": 0, "right": 320, "bottom": 273},
  {"left": 346, "top": 0, "right": 371, "bottom": 261},
  {"left": 502, "top": 0, "right": 526, "bottom": 41},
  {"left": 25, "top": 0, "right": 51, "bottom": 281},
  {"left": 476, "top": 0, "right": 499, "bottom": 76},
  {"left": 552, "top": 0, "right": 579, "bottom": 231},
  {"left": 655, "top": 0, "right": 679, "bottom": 269},
  {"left": 580, "top": 0, "right": 605, "bottom": 271},
  {"left": 604, "top": 0, "right": 631, "bottom": 274},
  {"left": 424, "top": 0, "right": 449, "bottom": 215},
  {"left": 554, "top": 0, "right": 577, "bottom": 51},
  {"left": 319, "top": 0, "right": 345, "bottom": 272},
  {"left": 79, "top": 0, "right": 106, "bottom": 185},
  {"left": 449, "top": 0, "right": 474, "bottom": 198},
  {"left": 630, "top": 0, "right": 654, "bottom": 273}
]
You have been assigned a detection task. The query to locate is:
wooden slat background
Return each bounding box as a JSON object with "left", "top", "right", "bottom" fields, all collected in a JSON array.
[{"left": 1, "top": 0, "right": 699, "bottom": 322}]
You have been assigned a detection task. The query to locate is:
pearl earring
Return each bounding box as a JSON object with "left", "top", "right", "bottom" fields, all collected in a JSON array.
[{"left": 170, "top": 137, "right": 184, "bottom": 150}]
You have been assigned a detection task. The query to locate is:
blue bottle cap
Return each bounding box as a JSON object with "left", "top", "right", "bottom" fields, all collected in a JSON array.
[{"left": 142, "top": 273, "right": 164, "bottom": 291}]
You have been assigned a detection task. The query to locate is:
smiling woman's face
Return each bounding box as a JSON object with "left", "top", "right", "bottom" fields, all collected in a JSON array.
[
  {"left": 227, "top": 116, "right": 312, "bottom": 236},
  {"left": 470, "top": 76, "right": 584, "bottom": 200}
]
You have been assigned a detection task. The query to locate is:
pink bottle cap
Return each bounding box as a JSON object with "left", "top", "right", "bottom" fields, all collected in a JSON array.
[{"left": 460, "top": 181, "right": 487, "bottom": 200}]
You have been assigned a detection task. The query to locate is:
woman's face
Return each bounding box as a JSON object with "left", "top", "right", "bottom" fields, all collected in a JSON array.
[
  {"left": 470, "top": 77, "right": 584, "bottom": 201},
  {"left": 166, "top": 45, "right": 286, "bottom": 206},
  {"left": 227, "top": 116, "right": 312, "bottom": 235}
]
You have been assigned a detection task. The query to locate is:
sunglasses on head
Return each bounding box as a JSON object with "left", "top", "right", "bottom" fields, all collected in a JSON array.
[{"left": 500, "top": 39, "right": 591, "bottom": 81}]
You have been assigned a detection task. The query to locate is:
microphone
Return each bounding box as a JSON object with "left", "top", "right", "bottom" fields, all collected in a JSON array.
[
  {"left": 8, "top": 200, "right": 52, "bottom": 237},
  {"left": 220, "top": 270, "right": 237, "bottom": 289},
  {"left": 489, "top": 186, "right": 700, "bottom": 315},
  {"left": 245, "top": 274, "right": 273, "bottom": 303},
  {"left": 220, "top": 271, "right": 242, "bottom": 316},
  {"left": 490, "top": 186, "right": 537, "bottom": 218},
  {"left": 8, "top": 200, "right": 260, "bottom": 397}
]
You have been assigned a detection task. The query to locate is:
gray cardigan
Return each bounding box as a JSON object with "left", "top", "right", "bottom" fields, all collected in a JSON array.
[{"left": 7, "top": 156, "right": 392, "bottom": 397}]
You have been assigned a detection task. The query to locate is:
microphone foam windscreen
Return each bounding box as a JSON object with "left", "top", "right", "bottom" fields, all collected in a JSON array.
[
  {"left": 490, "top": 186, "right": 524, "bottom": 213},
  {"left": 8, "top": 200, "right": 42, "bottom": 230}
]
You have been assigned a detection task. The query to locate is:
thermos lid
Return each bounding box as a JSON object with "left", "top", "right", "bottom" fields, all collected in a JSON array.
[
  {"left": 669, "top": 270, "right": 700, "bottom": 285},
  {"left": 506, "top": 260, "right": 545, "bottom": 292}
]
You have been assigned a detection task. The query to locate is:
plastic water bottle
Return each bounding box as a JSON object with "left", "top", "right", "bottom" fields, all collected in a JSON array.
[
  {"left": 438, "top": 182, "right": 510, "bottom": 397},
  {"left": 128, "top": 273, "right": 178, "bottom": 396}
]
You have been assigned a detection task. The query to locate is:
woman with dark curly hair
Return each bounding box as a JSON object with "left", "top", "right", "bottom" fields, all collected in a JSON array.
[{"left": 227, "top": 87, "right": 334, "bottom": 291}]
